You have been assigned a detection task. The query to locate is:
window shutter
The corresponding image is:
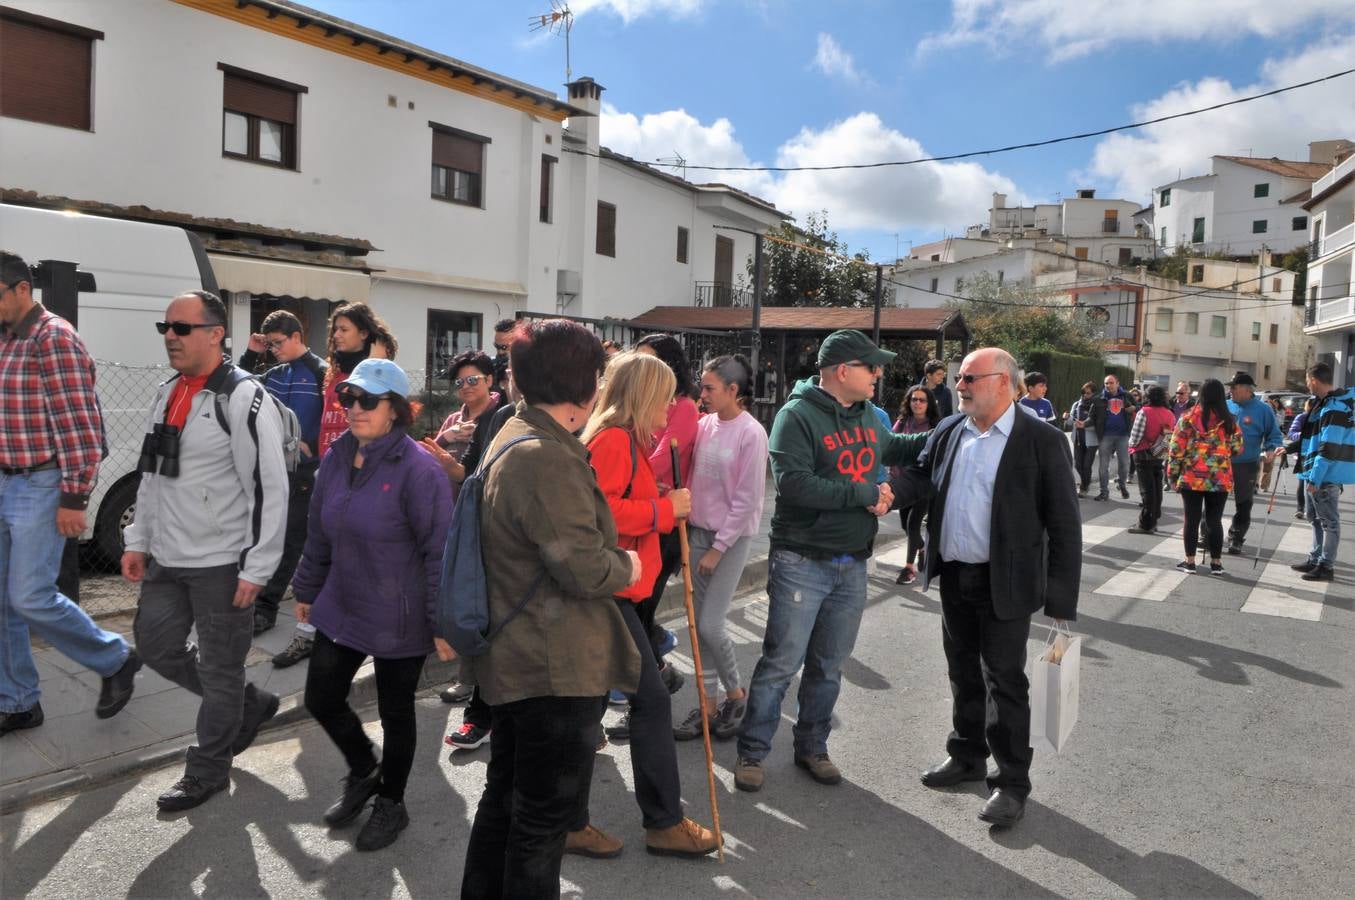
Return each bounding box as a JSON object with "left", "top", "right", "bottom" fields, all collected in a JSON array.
[
  {"left": 224, "top": 72, "right": 297, "bottom": 124},
  {"left": 596, "top": 203, "right": 616, "bottom": 256},
  {"left": 0, "top": 16, "right": 93, "bottom": 130},
  {"left": 432, "top": 130, "right": 483, "bottom": 173}
]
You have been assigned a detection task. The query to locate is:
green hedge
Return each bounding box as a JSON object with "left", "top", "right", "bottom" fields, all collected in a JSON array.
[{"left": 1024, "top": 349, "right": 1106, "bottom": 425}]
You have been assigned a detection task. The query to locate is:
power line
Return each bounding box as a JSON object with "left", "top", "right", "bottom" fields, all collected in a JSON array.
[{"left": 563, "top": 66, "right": 1355, "bottom": 173}]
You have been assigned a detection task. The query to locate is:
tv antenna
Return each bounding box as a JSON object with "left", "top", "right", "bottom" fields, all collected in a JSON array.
[
  {"left": 529, "top": 2, "right": 574, "bottom": 83},
  {"left": 656, "top": 151, "right": 687, "bottom": 180}
]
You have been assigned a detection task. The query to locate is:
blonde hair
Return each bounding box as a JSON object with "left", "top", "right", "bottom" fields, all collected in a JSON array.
[{"left": 581, "top": 352, "right": 676, "bottom": 449}]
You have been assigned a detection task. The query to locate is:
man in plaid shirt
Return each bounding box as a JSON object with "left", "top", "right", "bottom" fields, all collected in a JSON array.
[{"left": 0, "top": 250, "right": 141, "bottom": 736}]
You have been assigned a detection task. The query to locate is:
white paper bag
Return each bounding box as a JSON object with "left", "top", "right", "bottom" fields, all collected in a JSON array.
[{"left": 1029, "top": 631, "right": 1081, "bottom": 753}]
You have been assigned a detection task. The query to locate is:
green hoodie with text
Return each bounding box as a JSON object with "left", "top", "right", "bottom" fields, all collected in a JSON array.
[{"left": 769, "top": 377, "right": 929, "bottom": 558}]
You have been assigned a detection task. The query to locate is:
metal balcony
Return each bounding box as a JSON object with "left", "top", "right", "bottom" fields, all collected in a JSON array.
[
  {"left": 1101, "top": 219, "right": 1121, "bottom": 234},
  {"left": 694, "top": 281, "right": 751, "bottom": 307}
]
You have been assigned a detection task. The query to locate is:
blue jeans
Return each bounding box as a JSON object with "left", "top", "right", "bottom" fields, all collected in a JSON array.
[
  {"left": 737, "top": 549, "right": 867, "bottom": 761},
  {"left": 1, "top": 469, "right": 129, "bottom": 713},
  {"left": 1306, "top": 483, "right": 1342, "bottom": 568}
]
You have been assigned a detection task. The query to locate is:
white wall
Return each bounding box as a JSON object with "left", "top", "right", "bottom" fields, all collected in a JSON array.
[{"left": 1209, "top": 160, "right": 1312, "bottom": 256}]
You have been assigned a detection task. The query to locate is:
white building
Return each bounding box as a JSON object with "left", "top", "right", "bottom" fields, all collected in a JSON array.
[
  {"left": 1149, "top": 146, "right": 1351, "bottom": 258},
  {"left": 965, "top": 190, "right": 1156, "bottom": 266},
  {"left": 0, "top": 0, "right": 785, "bottom": 387},
  {"left": 1303, "top": 147, "right": 1355, "bottom": 387}
]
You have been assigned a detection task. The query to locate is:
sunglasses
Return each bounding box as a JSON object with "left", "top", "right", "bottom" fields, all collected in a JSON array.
[
  {"left": 453, "top": 375, "right": 485, "bottom": 388},
  {"left": 909, "top": 396, "right": 930, "bottom": 403},
  {"left": 956, "top": 372, "right": 1001, "bottom": 385},
  {"left": 494, "top": 343, "right": 511, "bottom": 352},
  {"left": 155, "top": 321, "right": 218, "bottom": 336},
  {"left": 336, "top": 391, "right": 388, "bottom": 411}
]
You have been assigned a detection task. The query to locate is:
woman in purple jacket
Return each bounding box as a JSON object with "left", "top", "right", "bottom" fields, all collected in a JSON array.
[{"left": 292, "top": 358, "right": 453, "bottom": 852}]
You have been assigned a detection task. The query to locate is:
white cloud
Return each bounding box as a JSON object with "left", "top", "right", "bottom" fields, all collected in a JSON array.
[
  {"left": 922, "top": 0, "right": 1355, "bottom": 61},
  {"left": 812, "top": 33, "right": 869, "bottom": 85},
  {"left": 570, "top": 0, "right": 707, "bottom": 23},
  {"left": 1083, "top": 33, "right": 1355, "bottom": 199},
  {"left": 600, "top": 104, "right": 1019, "bottom": 233}
]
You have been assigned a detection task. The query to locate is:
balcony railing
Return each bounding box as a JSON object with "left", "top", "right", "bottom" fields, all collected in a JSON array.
[
  {"left": 1311, "top": 222, "right": 1355, "bottom": 262},
  {"left": 694, "top": 281, "right": 751, "bottom": 307},
  {"left": 1101, "top": 219, "right": 1121, "bottom": 234}
]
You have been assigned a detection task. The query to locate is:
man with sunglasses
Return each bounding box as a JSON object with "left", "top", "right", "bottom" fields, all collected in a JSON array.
[
  {"left": 735, "top": 330, "right": 928, "bottom": 793},
  {"left": 238, "top": 311, "right": 328, "bottom": 639},
  {"left": 892, "top": 347, "right": 1081, "bottom": 828},
  {"left": 121, "top": 290, "right": 289, "bottom": 812},
  {"left": 0, "top": 250, "right": 141, "bottom": 737}
]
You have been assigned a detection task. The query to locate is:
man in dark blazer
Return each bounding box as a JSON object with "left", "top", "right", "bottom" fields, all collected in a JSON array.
[{"left": 893, "top": 347, "right": 1081, "bottom": 827}]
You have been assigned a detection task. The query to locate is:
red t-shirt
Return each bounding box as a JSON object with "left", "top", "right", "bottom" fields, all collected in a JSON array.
[{"left": 164, "top": 374, "right": 208, "bottom": 430}]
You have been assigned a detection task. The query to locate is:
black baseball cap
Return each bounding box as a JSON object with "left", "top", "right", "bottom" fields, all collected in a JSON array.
[{"left": 1227, "top": 371, "right": 1256, "bottom": 387}]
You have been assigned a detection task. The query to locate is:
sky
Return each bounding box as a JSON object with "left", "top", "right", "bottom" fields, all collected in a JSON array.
[{"left": 302, "top": 0, "right": 1355, "bottom": 261}]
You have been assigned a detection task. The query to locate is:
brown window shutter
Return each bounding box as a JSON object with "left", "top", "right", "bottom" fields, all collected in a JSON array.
[
  {"left": 223, "top": 72, "right": 297, "bottom": 124},
  {"left": 0, "top": 17, "right": 92, "bottom": 130},
  {"left": 432, "top": 130, "right": 483, "bottom": 174},
  {"left": 596, "top": 202, "right": 616, "bottom": 256}
]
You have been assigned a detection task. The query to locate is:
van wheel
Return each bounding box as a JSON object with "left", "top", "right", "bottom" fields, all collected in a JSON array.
[{"left": 92, "top": 476, "right": 140, "bottom": 568}]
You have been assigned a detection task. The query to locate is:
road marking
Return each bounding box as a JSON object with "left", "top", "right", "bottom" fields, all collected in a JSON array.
[
  {"left": 1093, "top": 535, "right": 1186, "bottom": 601},
  {"left": 1241, "top": 520, "right": 1331, "bottom": 621}
]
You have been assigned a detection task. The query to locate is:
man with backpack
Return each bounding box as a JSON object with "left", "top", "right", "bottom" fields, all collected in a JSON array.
[
  {"left": 121, "top": 290, "right": 289, "bottom": 812},
  {"left": 238, "top": 311, "right": 327, "bottom": 643}
]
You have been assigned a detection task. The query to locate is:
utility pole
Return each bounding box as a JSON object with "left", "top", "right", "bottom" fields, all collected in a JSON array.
[
  {"left": 872, "top": 264, "right": 883, "bottom": 402},
  {"left": 751, "top": 232, "right": 764, "bottom": 395}
]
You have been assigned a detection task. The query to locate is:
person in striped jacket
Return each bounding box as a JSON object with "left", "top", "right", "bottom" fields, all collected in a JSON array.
[{"left": 1278, "top": 362, "right": 1353, "bottom": 583}]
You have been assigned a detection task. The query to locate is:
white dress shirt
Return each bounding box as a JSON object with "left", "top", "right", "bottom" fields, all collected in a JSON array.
[{"left": 939, "top": 401, "right": 1016, "bottom": 564}]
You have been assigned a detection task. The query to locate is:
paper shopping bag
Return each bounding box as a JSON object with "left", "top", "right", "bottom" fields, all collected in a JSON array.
[{"left": 1029, "top": 632, "right": 1081, "bottom": 753}]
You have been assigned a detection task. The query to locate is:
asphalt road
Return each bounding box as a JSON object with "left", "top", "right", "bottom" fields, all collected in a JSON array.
[{"left": 3, "top": 489, "right": 1352, "bottom": 899}]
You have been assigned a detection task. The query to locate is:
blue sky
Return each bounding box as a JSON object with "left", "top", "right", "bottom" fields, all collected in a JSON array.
[{"left": 305, "top": 0, "right": 1355, "bottom": 260}]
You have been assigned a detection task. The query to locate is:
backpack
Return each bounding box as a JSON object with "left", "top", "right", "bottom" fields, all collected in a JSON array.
[
  {"left": 212, "top": 367, "right": 304, "bottom": 473},
  {"left": 436, "top": 434, "right": 543, "bottom": 657}
]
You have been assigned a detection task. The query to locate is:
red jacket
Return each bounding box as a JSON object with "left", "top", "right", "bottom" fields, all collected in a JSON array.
[{"left": 588, "top": 425, "right": 677, "bottom": 601}]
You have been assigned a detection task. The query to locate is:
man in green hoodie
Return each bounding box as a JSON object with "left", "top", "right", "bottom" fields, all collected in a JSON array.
[{"left": 734, "top": 330, "right": 929, "bottom": 792}]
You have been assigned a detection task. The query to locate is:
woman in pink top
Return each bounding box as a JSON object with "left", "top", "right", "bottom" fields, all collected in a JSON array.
[
  {"left": 672, "top": 355, "right": 768, "bottom": 742},
  {"left": 317, "top": 303, "right": 398, "bottom": 459}
]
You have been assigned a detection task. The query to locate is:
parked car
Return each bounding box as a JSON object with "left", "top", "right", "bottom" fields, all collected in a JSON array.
[{"left": 1257, "top": 390, "right": 1308, "bottom": 432}]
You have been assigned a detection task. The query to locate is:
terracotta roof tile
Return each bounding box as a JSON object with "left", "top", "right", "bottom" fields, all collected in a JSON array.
[{"left": 1214, "top": 156, "right": 1332, "bottom": 180}]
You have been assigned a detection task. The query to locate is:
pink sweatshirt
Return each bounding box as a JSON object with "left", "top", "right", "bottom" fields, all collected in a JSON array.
[{"left": 689, "top": 410, "right": 769, "bottom": 553}]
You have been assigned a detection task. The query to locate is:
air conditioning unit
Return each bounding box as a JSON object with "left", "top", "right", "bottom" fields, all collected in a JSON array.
[{"left": 557, "top": 269, "right": 581, "bottom": 295}]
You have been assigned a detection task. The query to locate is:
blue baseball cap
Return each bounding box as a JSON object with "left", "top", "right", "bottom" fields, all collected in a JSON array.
[{"left": 343, "top": 358, "right": 411, "bottom": 398}]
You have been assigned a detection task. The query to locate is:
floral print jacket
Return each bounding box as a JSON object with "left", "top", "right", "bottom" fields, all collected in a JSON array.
[{"left": 1167, "top": 406, "right": 1244, "bottom": 492}]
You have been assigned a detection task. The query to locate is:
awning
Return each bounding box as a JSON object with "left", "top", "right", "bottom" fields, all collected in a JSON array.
[{"left": 207, "top": 253, "right": 370, "bottom": 303}]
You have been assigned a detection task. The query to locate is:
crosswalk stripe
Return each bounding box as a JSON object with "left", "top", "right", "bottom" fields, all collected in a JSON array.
[
  {"left": 1093, "top": 535, "right": 1186, "bottom": 601},
  {"left": 1241, "top": 519, "right": 1332, "bottom": 620}
]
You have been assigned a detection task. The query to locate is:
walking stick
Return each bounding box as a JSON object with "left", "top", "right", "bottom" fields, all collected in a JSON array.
[
  {"left": 671, "top": 438, "right": 724, "bottom": 862},
  {"left": 1253, "top": 455, "right": 1284, "bottom": 570}
]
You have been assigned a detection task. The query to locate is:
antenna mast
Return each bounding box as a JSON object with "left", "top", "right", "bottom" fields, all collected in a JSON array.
[{"left": 529, "top": 1, "right": 574, "bottom": 83}]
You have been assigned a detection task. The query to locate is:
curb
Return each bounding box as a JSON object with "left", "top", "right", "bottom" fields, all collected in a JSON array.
[{"left": 0, "top": 656, "right": 459, "bottom": 815}]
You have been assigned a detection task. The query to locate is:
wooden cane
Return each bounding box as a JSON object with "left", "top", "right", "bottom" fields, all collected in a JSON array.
[{"left": 671, "top": 438, "right": 724, "bottom": 862}]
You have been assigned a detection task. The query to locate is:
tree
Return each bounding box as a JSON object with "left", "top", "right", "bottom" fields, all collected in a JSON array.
[
  {"left": 952, "top": 273, "right": 1105, "bottom": 366},
  {"left": 745, "top": 211, "right": 877, "bottom": 307}
]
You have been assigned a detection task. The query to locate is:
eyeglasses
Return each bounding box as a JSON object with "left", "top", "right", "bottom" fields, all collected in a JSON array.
[
  {"left": 1175, "top": 390, "right": 1188, "bottom": 396},
  {"left": 453, "top": 375, "right": 485, "bottom": 388},
  {"left": 266, "top": 338, "right": 289, "bottom": 351},
  {"left": 956, "top": 372, "right": 1001, "bottom": 385},
  {"left": 155, "top": 321, "right": 218, "bottom": 336},
  {"left": 336, "top": 391, "right": 388, "bottom": 411}
]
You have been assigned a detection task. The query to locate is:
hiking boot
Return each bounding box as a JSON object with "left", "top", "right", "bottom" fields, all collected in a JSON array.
[
  {"left": 356, "top": 797, "right": 409, "bottom": 851},
  {"left": 734, "top": 757, "right": 763, "bottom": 792},
  {"left": 156, "top": 774, "right": 227, "bottom": 812},
  {"left": 439, "top": 682, "right": 473, "bottom": 704},
  {"left": 232, "top": 689, "right": 280, "bottom": 755},
  {"left": 795, "top": 752, "right": 843, "bottom": 785},
  {"left": 97, "top": 648, "right": 141, "bottom": 719},
  {"left": 659, "top": 663, "right": 684, "bottom": 695},
  {"left": 445, "top": 722, "right": 491, "bottom": 751},
  {"left": 711, "top": 698, "right": 746, "bottom": 741},
  {"left": 272, "top": 634, "right": 313, "bottom": 668},
  {"left": 1301, "top": 566, "right": 1334, "bottom": 582},
  {"left": 1225, "top": 541, "right": 1244, "bottom": 556},
  {"left": 1118, "top": 483, "right": 1130, "bottom": 499},
  {"left": 565, "top": 824, "right": 624, "bottom": 859},
  {"left": 1292, "top": 560, "right": 1319, "bottom": 573},
  {"left": 1093, "top": 493, "right": 1108, "bottom": 501},
  {"left": 324, "top": 763, "right": 382, "bottom": 827},
  {"left": 673, "top": 706, "right": 712, "bottom": 742},
  {"left": 252, "top": 609, "right": 276, "bottom": 636},
  {"left": 604, "top": 710, "right": 631, "bottom": 742},
  {"left": 644, "top": 817, "right": 719, "bottom": 858},
  {"left": 0, "top": 702, "right": 44, "bottom": 736}
]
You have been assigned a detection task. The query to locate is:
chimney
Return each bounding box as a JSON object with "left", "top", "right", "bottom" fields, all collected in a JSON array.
[
  {"left": 566, "top": 77, "right": 605, "bottom": 153},
  {"left": 992, "top": 192, "right": 1007, "bottom": 210}
]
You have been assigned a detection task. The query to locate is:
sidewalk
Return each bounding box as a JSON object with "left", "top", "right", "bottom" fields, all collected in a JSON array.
[{"left": 1, "top": 475, "right": 907, "bottom": 814}]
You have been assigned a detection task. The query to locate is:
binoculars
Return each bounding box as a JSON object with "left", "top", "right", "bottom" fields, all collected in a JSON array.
[{"left": 137, "top": 423, "right": 182, "bottom": 478}]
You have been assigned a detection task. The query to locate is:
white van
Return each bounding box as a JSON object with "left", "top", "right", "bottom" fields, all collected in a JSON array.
[{"left": 0, "top": 203, "right": 218, "bottom": 563}]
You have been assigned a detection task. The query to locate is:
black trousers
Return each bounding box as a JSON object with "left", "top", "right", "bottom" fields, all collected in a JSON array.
[
  {"left": 899, "top": 502, "right": 926, "bottom": 564},
  {"left": 1181, "top": 489, "right": 1228, "bottom": 559},
  {"left": 461, "top": 695, "right": 607, "bottom": 900},
  {"left": 938, "top": 561, "right": 1033, "bottom": 799},
  {"left": 464, "top": 687, "right": 492, "bottom": 729},
  {"left": 254, "top": 469, "right": 314, "bottom": 617},
  {"left": 1073, "top": 440, "right": 1093, "bottom": 492},
  {"left": 1135, "top": 457, "right": 1165, "bottom": 530},
  {"left": 1228, "top": 460, "right": 1260, "bottom": 544},
  {"left": 636, "top": 531, "right": 681, "bottom": 658},
  {"left": 303, "top": 631, "right": 425, "bottom": 801}
]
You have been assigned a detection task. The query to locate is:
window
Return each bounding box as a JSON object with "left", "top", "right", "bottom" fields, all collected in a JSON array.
[
  {"left": 676, "top": 226, "right": 689, "bottom": 264},
  {"left": 1210, "top": 315, "right": 1227, "bottom": 338},
  {"left": 1190, "top": 264, "right": 1205, "bottom": 283},
  {"left": 1192, "top": 217, "right": 1205, "bottom": 243},
  {"left": 0, "top": 8, "right": 100, "bottom": 131},
  {"left": 596, "top": 201, "right": 616, "bottom": 257},
  {"left": 221, "top": 64, "right": 305, "bottom": 169},
  {"left": 1159, "top": 188, "right": 1171, "bottom": 207},
  {"left": 1253, "top": 183, "right": 1270, "bottom": 198},
  {"left": 1264, "top": 365, "right": 1271, "bottom": 379},
  {"left": 1292, "top": 216, "right": 1308, "bottom": 231},
  {"left": 427, "top": 310, "right": 482, "bottom": 401},
  {"left": 430, "top": 124, "right": 488, "bottom": 206},
  {"left": 1252, "top": 219, "right": 1268, "bottom": 234},
  {"left": 539, "top": 155, "right": 555, "bottom": 223},
  {"left": 1269, "top": 323, "right": 1279, "bottom": 344},
  {"left": 1272, "top": 278, "right": 1282, "bottom": 293},
  {"left": 954, "top": 276, "right": 965, "bottom": 292},
  {"left": 997, "top": 270, "right": 1004, "bottom": 285},
  {"left": 1251, "top": 321, "right": 1261, "bottom": 341},
  {"left": 1118, "top": 247, "right": 1133, "bottom": 266},
  {"left": 1160, "top": 226, "right": 1167, "bottom": 247},
  {"left": 929, "top": 278, "right": 938, "bottom": 293},
  {"left": 1155, "top": 308, "right": 1174, "bottom": 332},
  {"left": 930, "top": 253, "right": 941, "bottom": 262},
  {"left": 1074, "top": 247, "right": 1088, "bottom": 260},
  {"left": 1185, "top": 312, "right": 1199, "bottom": 334}
]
